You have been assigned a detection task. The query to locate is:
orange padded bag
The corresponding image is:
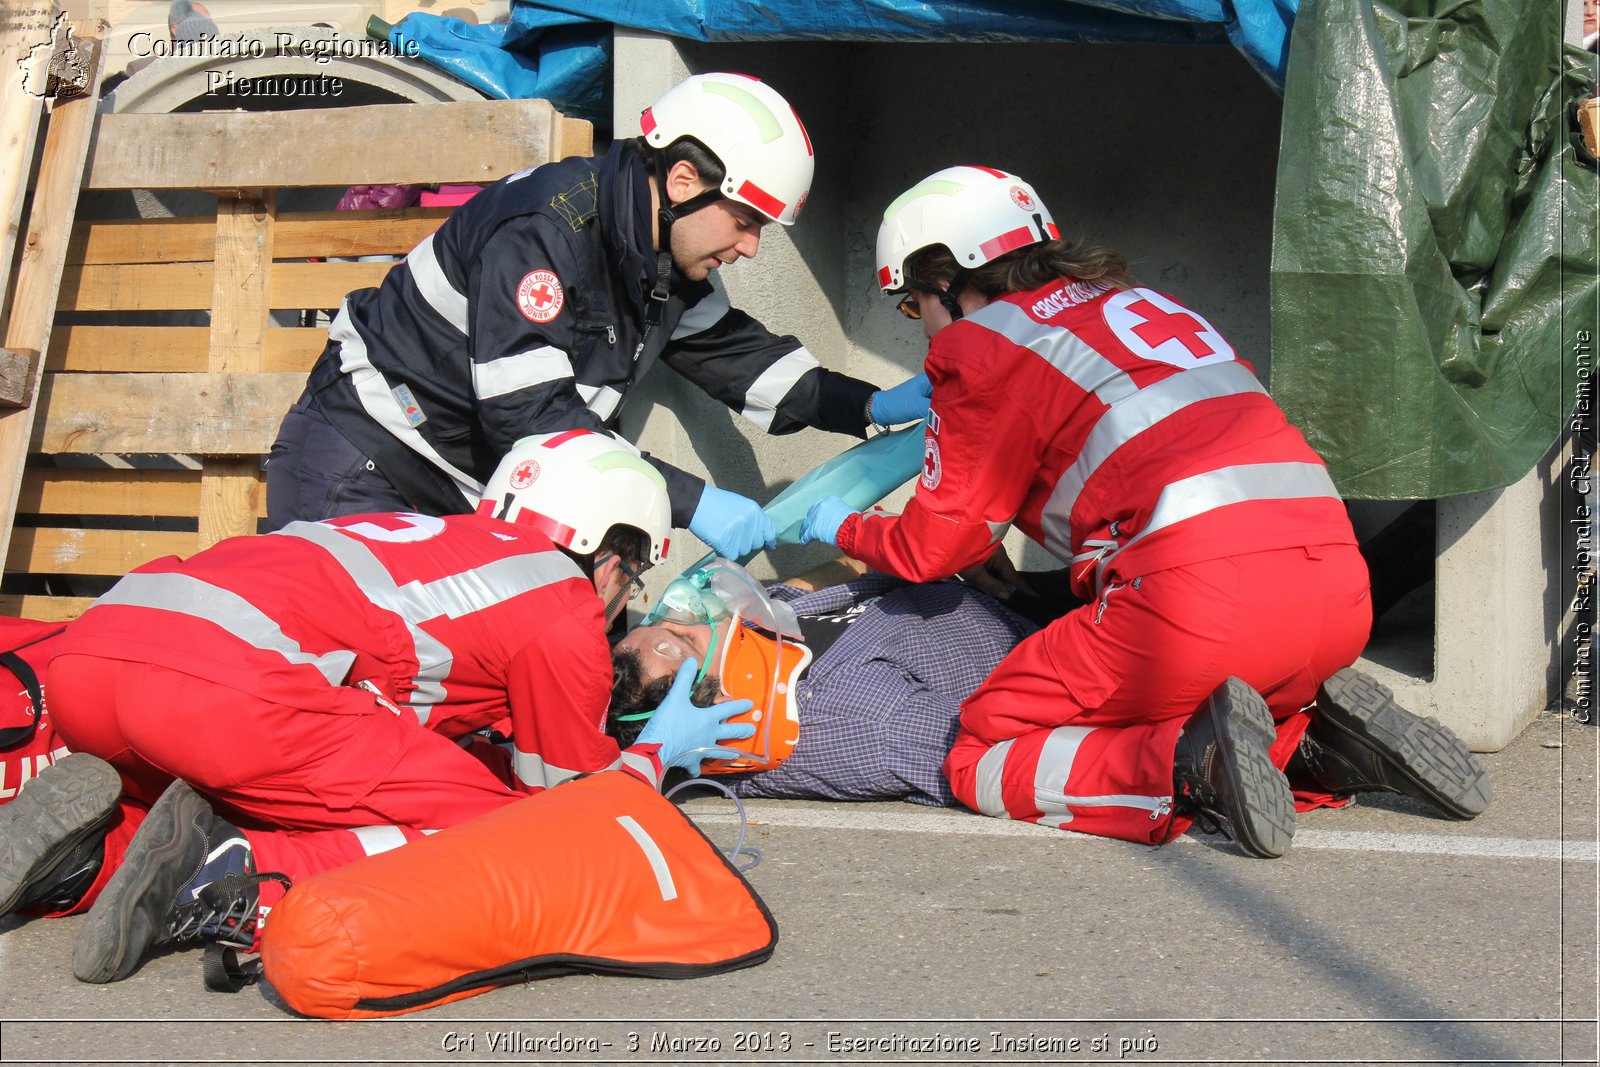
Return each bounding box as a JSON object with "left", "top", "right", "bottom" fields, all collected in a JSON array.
[{"left": 261, "top": 771, "right": 777, "bottom": 1019}]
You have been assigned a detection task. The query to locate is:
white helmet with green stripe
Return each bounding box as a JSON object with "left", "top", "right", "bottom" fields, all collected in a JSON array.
[
  {"left": 640, "top": 72, "right": 814, "bottom": 226},
  {"left": 476, "top": 430, "right": 671, "bottom": 564},
  {"left": 876, "top": 165, "right": 1061, "bottom": 293}
]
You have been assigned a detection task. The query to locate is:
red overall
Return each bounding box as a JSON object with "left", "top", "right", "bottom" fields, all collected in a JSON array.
[
  {"left": 837, "top": 282, "right": 1370, "bottom": 843},
  {"left": 48, "top": 513, "right": 662, "bottom": 884}
]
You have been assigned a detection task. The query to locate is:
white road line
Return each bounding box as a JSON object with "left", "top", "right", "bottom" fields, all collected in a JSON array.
[{"left": 685, "top": 804, "right": 1598, "bottom": 861}]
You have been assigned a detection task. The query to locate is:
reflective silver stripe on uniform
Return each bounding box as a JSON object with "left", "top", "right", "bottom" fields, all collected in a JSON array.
[
  {"left": 1094, "top": 461, "right": 1341, "bottom": 591},
  {"left": 92, "top": 572, "right": 357, "bottom": 686},
  {"left": 670, "top": 279, "right": 731, "bottom": 340},
  {"left": 279, "top": 523, "right": 579, "bottom": 723},
  {"left": 616, "top": 815, "right": 679, "bottom": 901},
  {"left": 405, "top": 232, "right": 469, "bottom": 334},
  {"left": 970, "top": 299, "right": 1139, "bottom": 407},
  {"left": 473, "top": 346, "right": 572, "bottom": 400},
  {"left": 619, "top": 749, "right": 659, "bottom": 787},
  {"left": 349, "top": 825, "right": 408, "bottom": 856},
  {"left": 511, "top": 747, "right": 583, "bottom": 790},
  {"left": 739, "top": 346, "right": 821, "bottom": 432},
  {"left": 575, "top": 383, "right": 623, "bottom": 420},
  {"left": 1032, "top": 726, "right": 1094, "bottom": 813},
  {"left": 1038, "top": 361, "right": 1269, "bottom": 559},
  {"left": 331, "top": 300, "right": 482, "bottom": 506},
  {"left": 972, "top": 737, "right": 1016, "bottom": 819}
]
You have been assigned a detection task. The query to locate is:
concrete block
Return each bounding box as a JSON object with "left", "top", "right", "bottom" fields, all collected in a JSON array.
[{"left": 1358, "top": 442, "right": 1569, "bottom": 752}]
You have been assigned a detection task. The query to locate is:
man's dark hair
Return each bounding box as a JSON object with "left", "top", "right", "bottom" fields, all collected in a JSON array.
[
  {"left": 635, "top": 135, "right": 727, "bottom": 191},
  {"left": 608, "top": 645, "right": 723, "bottom": 747}
]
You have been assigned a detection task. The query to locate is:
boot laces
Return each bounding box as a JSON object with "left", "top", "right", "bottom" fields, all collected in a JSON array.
[{"left": 165, "top": 872, "right": 291, "bottom": 948}]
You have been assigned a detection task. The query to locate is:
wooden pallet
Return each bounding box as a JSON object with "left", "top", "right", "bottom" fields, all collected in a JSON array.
[{"left": 0, "top": 96, "right": 592, "bottom": 619}]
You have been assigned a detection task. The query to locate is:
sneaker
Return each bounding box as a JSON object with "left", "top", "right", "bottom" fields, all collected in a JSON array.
[
  {"left": 72, "top": 779, "right": 257, "bottom": 984},
  {"left": 0, "top": 753, "right": 121, "bottom": 916},
  {"left": 1172, "top": 678, "right": 1296, "bottom": 859},
  {"left": 1299, "top": 667, "right": 1492, "bottom": 820}
]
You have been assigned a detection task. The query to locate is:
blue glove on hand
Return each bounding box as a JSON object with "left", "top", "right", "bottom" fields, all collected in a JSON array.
[
  {"left": 689, "top": 485, "right": 777, "bottom": 559},
  {"left": 635, "top": 659, "right": 757, "bottom": 775},
  {"left": 870, "top": 372, "right": 932, "bottom": 426},
  {"left": 799, "top": 495, "right": 858, "bottom": 547}
]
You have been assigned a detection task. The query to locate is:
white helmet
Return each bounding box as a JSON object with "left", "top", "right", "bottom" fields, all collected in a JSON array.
[
  {"left": 476, "top": 430, "right": 671, "bottom": 564},
  {"left": 875, "top": 165, "right": 1061, "bottom": 292},
  {"left": 640, "top": 72, "right": 814, "bottom": 226}
]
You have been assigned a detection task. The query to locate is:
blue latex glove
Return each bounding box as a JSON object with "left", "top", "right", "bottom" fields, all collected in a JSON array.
[
  {"left": 870, "top": 372, "right": 932, "bottom": 426},
  {"left": 635, "top": 659, "right": 757, "bottom": 775},
  {"left": 689, "top": 484, "right": 777, "bottom": 558},
  {"left": 799, "top": 495, "right": 858, "bottom": 547}
]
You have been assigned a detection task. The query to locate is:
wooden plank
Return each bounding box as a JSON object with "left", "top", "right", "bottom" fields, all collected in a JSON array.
[
  {"left": 58, "top": 260, "right": 398, "bottom": 312},
  {"left": 199, "top": 191, "right": 271, "bottom": 548},
  {"left": 5, "top": 526, "right": 194, "bottom": 576},
  {"left": 18, "top": 468, "right": 202, "bottom": 517},
  {"left": 84, "top": 99, "right": 585, "bottom": 190},
  {"left": 68, "top": 209, "right": 450, "bottom": 265},
  {"left": 0, "top": 595, "right": 92, "bottom": 622},
  {"left": 48, "top": 325, "right": 324, "bottom": 372},
  {"left": 559, "top": 116, "right": 595, "bottom": 159},
  {"left": 31, "top": 371, "right": 305, "bottom": 455},
  {"left": 0, "top": 348, "right": 39, "bottom": 407},
  {"left": 0, "top": 20, "right": 105, "bottom": 577},
  {"left": 273, "top": 208, "right": 450, "bottom": 259},
  {"left": 0, "top": 17, "right": 46, "bottom": 308},
  {"left": 269, "top": 260, "right": 395, "bottom": 309},
  {"left": 67, "top": 215, "right": 214, "bottom": 266}
]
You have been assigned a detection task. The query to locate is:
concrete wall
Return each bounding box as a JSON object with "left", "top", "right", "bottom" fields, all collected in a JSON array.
[{"left": 613, "top": 31, "right": 1285, "bottom": 584}]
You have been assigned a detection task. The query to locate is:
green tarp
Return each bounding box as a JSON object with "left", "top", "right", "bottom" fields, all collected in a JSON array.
[{"left": 1270, "top": 0, "right": 1597, "bottom": 499}]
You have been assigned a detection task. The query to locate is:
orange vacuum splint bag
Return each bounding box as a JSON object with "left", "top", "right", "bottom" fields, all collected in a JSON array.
[{"left": 260, "top": 771, "right": 777, "bottom": 1019}]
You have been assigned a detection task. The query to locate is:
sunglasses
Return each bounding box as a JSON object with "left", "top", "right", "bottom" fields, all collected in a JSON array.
[
  {"left": 895, "top": 292, "right": 922, "bottom": 320},
  {"left": 601, "top": 553, "right": 648, "bottom": 602}
]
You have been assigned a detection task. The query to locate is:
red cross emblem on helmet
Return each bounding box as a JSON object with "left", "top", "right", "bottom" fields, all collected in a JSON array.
[
  {"left": 1009, "top": 185, "right": 1035, "bottom": 212},
  {"left": 509, "top": 459, "right": 540, "bottom": 489},
  {"left": 516, "top": 270, "right": 565, "bottom": 323}
]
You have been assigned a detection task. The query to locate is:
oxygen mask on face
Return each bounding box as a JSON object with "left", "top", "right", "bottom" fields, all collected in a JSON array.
[{"left": 641, "top": 559, "right": 801, "bottom": 639}]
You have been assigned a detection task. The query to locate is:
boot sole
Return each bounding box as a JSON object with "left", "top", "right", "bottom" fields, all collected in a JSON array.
[
  {"left": 0, "top": 754, "right": 121, "bottom": 916},
  {"left": 72, "top": 780, "right": 206, "bottom": 984},
  {"left": 1316, "top": 669, "right": 1491, "bottom": 820},
  {"left": 1213, "top": 678, "right": 1296, "bottom": 859}
]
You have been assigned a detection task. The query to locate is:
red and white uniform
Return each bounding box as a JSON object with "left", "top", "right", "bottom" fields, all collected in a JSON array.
[
  {"left": 48, "top": 512, "right": 662, "bottom": 882},
  {"left": 837, "top": 281, "right": 1370, "bottom": 843}
]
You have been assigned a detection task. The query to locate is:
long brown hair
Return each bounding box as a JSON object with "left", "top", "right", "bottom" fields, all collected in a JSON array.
[{"left": 907, "top": 238, "right": 1137, "bottom": 297}]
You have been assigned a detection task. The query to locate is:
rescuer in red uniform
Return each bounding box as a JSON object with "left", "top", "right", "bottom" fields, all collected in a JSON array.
[{"left": 801, "top": 166, "right": 1489, "bottom": 856}]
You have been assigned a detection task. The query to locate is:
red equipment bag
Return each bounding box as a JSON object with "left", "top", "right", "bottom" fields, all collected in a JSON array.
[
  {"left": 261, "top": 770, "right": 778, "bottom": 1019},
  {"left": 0, "top": 618, "right": 68, "bottom": 805}
]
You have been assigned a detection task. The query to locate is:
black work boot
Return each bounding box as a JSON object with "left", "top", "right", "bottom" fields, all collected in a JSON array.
[
  {"left": 1296, "top": 667, "right": 1492, "bottom": 820},
  {"left": 73, "top": 779, "right": 270, "bottom": 984},
  {"left": 0, "top": 753, "right": 121, "bottom": 917},
  {"left": 1172, "top": 678, "right": 1296, "bottom": 859}
]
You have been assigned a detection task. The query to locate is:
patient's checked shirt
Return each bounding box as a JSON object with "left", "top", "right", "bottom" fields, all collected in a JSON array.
[{"left": 55, "top": 513, "right": 663, "bottom": 792}]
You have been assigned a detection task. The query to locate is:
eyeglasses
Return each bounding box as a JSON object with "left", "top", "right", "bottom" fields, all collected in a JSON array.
[
  {"left": 601, "top": 553, "right": 648, "bottom": 602},
  {"left": 895, "top": 292, "right": 922, "bottom": 320}
]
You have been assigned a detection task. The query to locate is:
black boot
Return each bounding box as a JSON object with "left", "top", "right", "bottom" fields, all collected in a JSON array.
[
  {"left": 73, "top": 779, "right": 280, "bottom": 984},
  {"left": 1172, "top": 678, "right": 1296, "bottom": 859},
  {"left": 1296, "top": 667, "right": 1492, "bottom": 820},
  {"left": 0, "top": 753, "right": 121, "bottom": 917}
]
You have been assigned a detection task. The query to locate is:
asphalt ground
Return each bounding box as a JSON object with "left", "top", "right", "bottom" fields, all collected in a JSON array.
[{"left": 0, "top": 711, "right": 1594, "bottom": 1067}]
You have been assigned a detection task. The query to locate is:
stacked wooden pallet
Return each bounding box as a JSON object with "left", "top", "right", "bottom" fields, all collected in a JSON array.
[{"left": 0, "top": 31, "right": 592, "bottom": 619}]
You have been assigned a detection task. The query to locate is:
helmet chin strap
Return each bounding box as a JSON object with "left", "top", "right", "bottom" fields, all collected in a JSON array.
[
  {"left": 939, "top": 268, "right": 972, "bottom": 322},
  {"left": 649, "top": 147, "right": 725, "bottom": 303}
]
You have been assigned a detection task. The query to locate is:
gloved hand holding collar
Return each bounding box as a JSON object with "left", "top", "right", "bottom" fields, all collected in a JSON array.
[
  {"left": 635, "top": 658, "right": 757, "bottom": 775},
  {"left": 799, "top": 495, "right": 858, "bottom": 548},
  {"left": 870, "top": 372, "right": 932, "bottom": 427},
  {"left": 690, "top": 485, "right": 777, "bottom": 559}
]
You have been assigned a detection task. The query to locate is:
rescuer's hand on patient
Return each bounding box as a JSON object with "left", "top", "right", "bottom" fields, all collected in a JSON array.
[
  {"left": 689, "top": 485, "right": 777, "bottom": 559},
  {"left": 635, "top": 659, "right": 756, "bottom": 775},
  {"left": 956, "top": 545, "right": 1035, "bottom": 601},
  {"left": 799, "top": 496, "right": 857, "bottom": 548},
  {"left": 870, "top": 372, "right": 933, "bottom": 426}
]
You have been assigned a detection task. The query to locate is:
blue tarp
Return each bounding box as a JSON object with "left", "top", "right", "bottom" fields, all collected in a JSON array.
[{"left": 392, "top": 0, "right": 1297, "bottom": 126}]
